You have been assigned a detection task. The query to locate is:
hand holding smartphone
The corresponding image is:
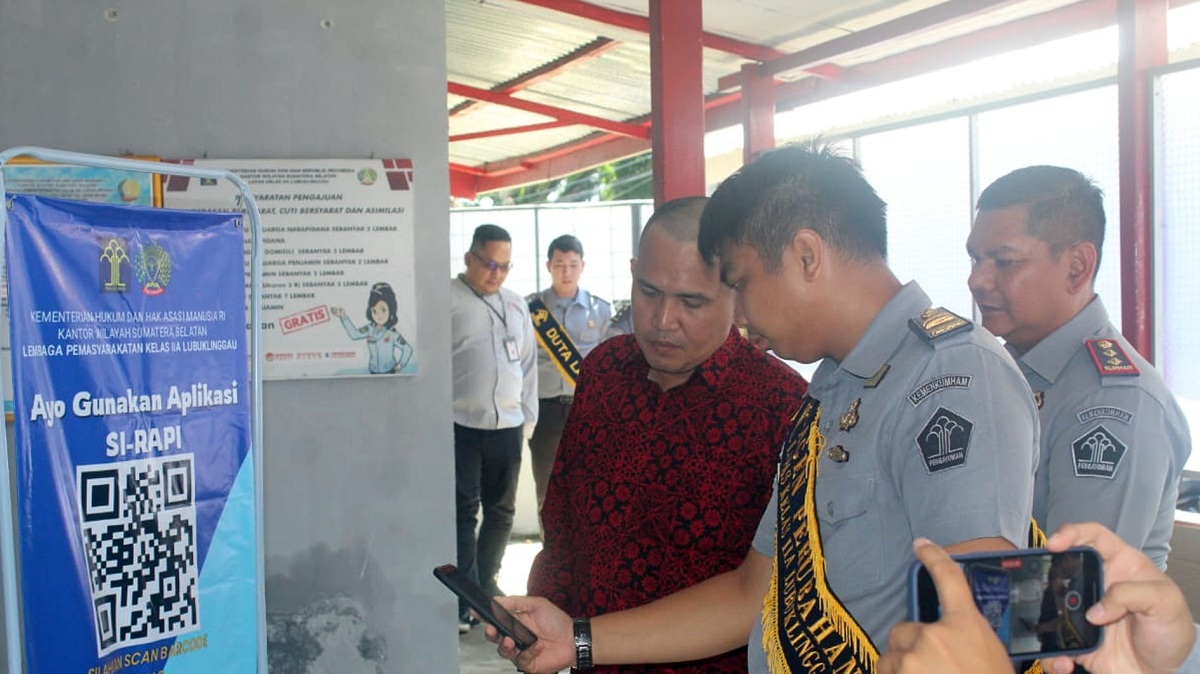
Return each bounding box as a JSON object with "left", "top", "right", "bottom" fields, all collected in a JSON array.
[
  {"left": 433, "top": 564, "right": 539, "bottom": 650},
  {"left": 910, "top": 546, "right": 1104, "bottom": 659}
]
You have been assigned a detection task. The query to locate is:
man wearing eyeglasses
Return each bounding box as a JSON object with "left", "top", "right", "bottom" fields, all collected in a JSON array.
[
  {"left": 525, "top": 234, "right": 613, "bottom": 536},
  {"left": 450, "top": 223, "right": 538, "bottom": 633}
]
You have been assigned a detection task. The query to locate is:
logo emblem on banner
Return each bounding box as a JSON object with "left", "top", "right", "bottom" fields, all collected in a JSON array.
[
  {"left": 135, "top": 243, "right": 173, "bottom": 296},
  {"left": 99, "top": 237, "right": 132, "bottom": 293}
]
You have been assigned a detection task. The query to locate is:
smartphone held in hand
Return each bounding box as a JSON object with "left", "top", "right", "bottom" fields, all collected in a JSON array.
[
  {"left": 910, "top": 546, "right": 1103, "bottom": 659},
  {"left": 433, "top": 564, "right": 539, "bottom": 650}
]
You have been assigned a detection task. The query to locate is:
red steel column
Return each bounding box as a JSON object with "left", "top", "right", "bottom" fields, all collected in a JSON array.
[
  {"left": 1116, "top": 0, "right": 1166, "bottom": 360},
  {"left": 650, "top": 0, "right": 706, "bottom": 206},
  {"left": 741, "top": 63, "right": 776, "bottom": 166}
]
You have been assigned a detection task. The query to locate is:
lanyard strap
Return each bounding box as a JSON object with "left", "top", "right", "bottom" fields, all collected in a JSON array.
[{"left": 459, "top": 275, "right": 507, "bottom": 328}]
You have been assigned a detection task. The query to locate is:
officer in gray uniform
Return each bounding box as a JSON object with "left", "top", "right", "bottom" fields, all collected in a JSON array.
[
  {"left": 745, "top": 282, "right": 1038, "bottom": 659},
  {"left": 526, "top": 234, "right": 611, "bottom": 524},
  {"left": 968, "top": 166, "right": 1191, "bottom": 569}
]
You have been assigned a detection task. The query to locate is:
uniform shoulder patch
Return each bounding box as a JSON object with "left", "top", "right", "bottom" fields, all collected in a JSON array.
[
  {"left": 916, "top": 407, "right": 973, "bottom": 473},
  {"left": 908, "top": 374, "right": 972, "bottom": 406},
  {"left": 1085, "top": 338, "right": 1139, "bottom": 377},
  {"left": 1076, "top": 406, "right": 1133, "bottom": 425},
  {"left": 1071, "top": 425, "right": 1127, "bottom": 479},
  {"left": 910, "top": 307, "right": 972, "bottom": 343},
  {"left": 610, "top": 300, "right": 631, "bottom": 323}
]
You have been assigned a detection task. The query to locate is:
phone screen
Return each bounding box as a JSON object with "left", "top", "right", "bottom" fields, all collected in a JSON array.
[
  {"left": 911, "top": 547, "right": 1103, "bottom": 658},
  {"left": 433, "top": 564, "right": 538, "bottom": 650}
]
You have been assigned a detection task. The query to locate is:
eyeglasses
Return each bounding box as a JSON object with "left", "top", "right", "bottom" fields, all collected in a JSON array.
[{"left": 471, "top": 250, "right": 514, "bottom": 273}]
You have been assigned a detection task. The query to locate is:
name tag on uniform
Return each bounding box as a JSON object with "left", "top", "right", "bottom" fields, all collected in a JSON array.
[{"left": 503, "top": 337, "right": 520, "bottom": 362}]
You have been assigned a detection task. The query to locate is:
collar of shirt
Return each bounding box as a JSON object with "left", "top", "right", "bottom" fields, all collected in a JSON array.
[
  {"left": 457, "top": 274, "right": 501, "bottom": 298},
  {"left": 625, "top": 327, "right": 742, "bottom": 393},
  {"left": 541, "top": 286, "right": 591, "bottom": 312},
  {"left": 1008, "top": 295, "right": 1108, "bottom": 384},
  {"left": 813, "top": 281, "right": 931, "bottom": 389}
]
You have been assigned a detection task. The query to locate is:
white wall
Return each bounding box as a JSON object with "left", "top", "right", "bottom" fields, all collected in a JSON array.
[{"left": 0, "top": 1, "right": 456, "bottom": 671}]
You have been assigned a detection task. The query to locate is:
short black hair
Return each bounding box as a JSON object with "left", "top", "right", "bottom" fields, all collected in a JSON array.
[
  {"left": 547, "top": 234, "right": 584, "bottom": 259},
  {"left": 366, "top": 282, "right": 399, "bottom": 329},
  {"left": 470, "top": 224, "right": 511, "bottom": 253},
  {"left": 976, "top": 165, "right": 1105, "bottom": 270},
  {"left": 699, "top": 143, "right": 888, "bottom": 270},
  {"left": 643, "top": 196, "right": 708, "bottom": 244}
]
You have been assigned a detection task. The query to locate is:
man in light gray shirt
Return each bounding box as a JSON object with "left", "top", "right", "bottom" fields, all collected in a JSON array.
[
  {"left": 967, "top": 166, "right": 1191, "bottom": 569},
  {"left": 450, "top": 224, "right": 537, "bottom": 629},
  {"left": 526, "top": 234, "right": 611, "bottom": 529}
]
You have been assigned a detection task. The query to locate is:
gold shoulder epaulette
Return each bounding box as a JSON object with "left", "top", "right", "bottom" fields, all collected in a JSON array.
[
  {"left": 910, "top": 307, "right": 971, "bottom": 342},
  {"left": 1085, "top": 338, "right": 1139, "bottom": 376}
]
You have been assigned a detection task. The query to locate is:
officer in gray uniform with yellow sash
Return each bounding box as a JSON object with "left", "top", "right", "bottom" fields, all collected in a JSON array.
[
  {"left": 526, "top": 234, "right": 611, "bottom": 528},
  {"left": 968, "top": 166, "right": 1191, "bottom": 569},
  {"left": 743, "top": 287, "right": 1038, "bottom": 670},
  {"left": 485, "top": 146, "right": 1038, "bottom": 674}
]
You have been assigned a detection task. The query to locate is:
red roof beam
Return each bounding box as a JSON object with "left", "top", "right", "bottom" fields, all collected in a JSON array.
[
  {"left": 449, "top": 162, "right": 489, "bottom": 177},
  {"left": 450, "top": 121, "right": 574, "bottom": 143},
  {"left": 447, "top": 81, "right": 650, "bottom": 139},
  {"left": 450, "top": 37, "right": 620, "bottom": 117},
  {"left": 474, "top": 134, "right": 652, "bottom": 194},
  {"left": 450, "top": 169, "right": 479, "bottom": 200},
  {"left": 512, "top": 0, "right": 792, "bottom": 63},
  {"left": 718, "top": 0, "right": 1012, "bottom": 90}
]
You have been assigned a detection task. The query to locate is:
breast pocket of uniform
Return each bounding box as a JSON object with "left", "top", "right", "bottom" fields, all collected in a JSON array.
[
  {"left": 579, "top": 320, "right": 605, "bottom": 346},
  {"left": 815, "top": 473, "right": 882, "bottom": 603}
]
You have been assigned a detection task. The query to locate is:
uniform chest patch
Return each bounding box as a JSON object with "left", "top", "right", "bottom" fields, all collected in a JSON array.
[
  {"left": 917, "top": 407, "right": 973, "bottom": 473},
  {"left": 1071, "top": 425, "right": 1127, "bottom": 479}
]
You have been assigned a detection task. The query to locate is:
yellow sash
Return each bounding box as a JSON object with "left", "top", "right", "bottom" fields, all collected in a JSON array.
[
  {"left": 1019, "top": 521, "right": 1048, "bottom": 674},
  {"left": 528, "top": 297, "right": 582, "bottom": 387},
  {"left": 763, "top": 396, "right": 878, "bottom": 674}
]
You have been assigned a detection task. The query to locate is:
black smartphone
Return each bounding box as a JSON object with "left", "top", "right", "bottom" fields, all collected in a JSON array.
[
  {"left": 433, "top": 564, "right": 538, "bottom": 650},
  {"left": 909, "top": 546, "right": 1103, "bottom": 659}
]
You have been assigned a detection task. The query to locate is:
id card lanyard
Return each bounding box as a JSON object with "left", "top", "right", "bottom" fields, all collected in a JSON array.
[{"left": 460, "top": 275, "right": 520, "bottom": 362}]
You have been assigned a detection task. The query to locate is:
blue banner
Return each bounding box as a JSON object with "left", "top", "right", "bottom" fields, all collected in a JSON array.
[
  {"left": 6, "top": 194, "right": 256, "bottom": 673},
  {"left": 969, "top": 565, "right": 1012, "bottom": 647}
]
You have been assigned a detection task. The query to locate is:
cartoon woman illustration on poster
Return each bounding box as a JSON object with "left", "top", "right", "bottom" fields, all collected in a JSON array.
[{"left": 331, "top": 282, "right": 414, "bottom": 374}]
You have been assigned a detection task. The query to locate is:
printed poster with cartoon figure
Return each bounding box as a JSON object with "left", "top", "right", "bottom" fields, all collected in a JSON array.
[{"left": 162, "top": 159, "right": 418, "bottom": 379}]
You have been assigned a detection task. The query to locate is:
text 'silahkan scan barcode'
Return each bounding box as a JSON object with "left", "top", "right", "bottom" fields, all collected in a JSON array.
[{"left": 77, "top": 455, "right": 201, "bottom": 656}]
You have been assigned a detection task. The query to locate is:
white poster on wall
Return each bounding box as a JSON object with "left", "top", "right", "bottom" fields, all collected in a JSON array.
[{"left": 162, "top": 159, "right": 417, "bottom": 379}]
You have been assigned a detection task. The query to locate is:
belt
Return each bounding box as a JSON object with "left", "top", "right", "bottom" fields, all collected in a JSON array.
[{"left": 542, "top": 396, "right": 574, "bottom": 405}]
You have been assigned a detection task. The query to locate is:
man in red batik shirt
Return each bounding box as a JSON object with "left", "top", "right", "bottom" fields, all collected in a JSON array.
[{"left": 527, "top": 197, "right": 808, "bottom": 674}]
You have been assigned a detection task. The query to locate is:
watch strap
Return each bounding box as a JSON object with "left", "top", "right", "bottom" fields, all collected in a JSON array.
[{"left": 573, "top": 616, "right": 593, "bottom": 670}]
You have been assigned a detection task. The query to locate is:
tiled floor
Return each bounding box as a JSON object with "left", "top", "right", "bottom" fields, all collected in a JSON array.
[{"left": 459, "top": 540, "right": 543, "bottom": 674}]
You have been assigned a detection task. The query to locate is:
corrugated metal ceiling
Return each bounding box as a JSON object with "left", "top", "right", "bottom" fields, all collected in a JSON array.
[{"left": 446, "top": 0, "right": 1115, "bottom": 181}]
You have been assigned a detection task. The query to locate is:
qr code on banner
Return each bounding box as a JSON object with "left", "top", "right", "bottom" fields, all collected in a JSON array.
[{"left": 77, "top": 455, "right": 201, "bottom": 656}]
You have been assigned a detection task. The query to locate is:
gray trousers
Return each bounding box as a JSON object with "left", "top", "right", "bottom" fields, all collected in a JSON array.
[{"left": 527, "top": 397, "right": 573, "bottom": 536}]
